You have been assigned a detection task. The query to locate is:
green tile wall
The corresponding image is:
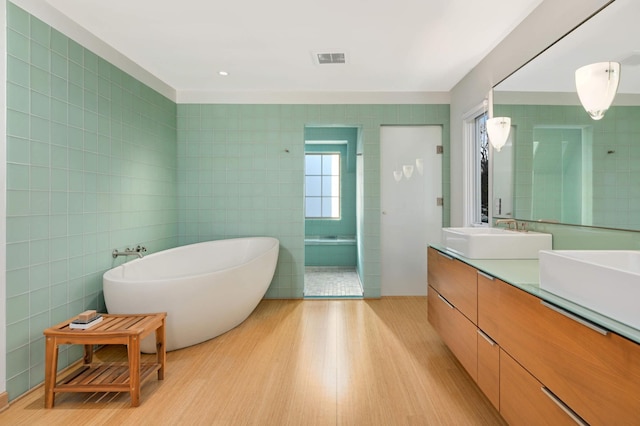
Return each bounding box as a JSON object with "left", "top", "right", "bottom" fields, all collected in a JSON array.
[
  {"left": 495, "top": 103, "right": 640, "bottom": 230},
  {"left": 304, "top": 244, "right": 357, "bottom": 267},
  {"left": 530, "top": 127, "right": 583, "bottom": 223},
  {"left": 522, "top": 221, "right": 640, "bottom": 250},
  {"left": 176, "top": 104, "right": 450, "bottom": 298},
  {"left": 5, "top": 3, "right": 178, "bottom": 400}
]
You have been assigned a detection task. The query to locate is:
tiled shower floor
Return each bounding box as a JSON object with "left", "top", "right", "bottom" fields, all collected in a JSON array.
[{"left": 304, "top": 267, "right": 364, "bottom": 298}]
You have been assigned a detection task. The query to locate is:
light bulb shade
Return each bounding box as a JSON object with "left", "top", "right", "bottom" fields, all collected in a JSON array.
[
  {"left": 415, "top": 158, "right": 424, "bottom": 175},
  {"left": 393, "top": 170, "right": 403, "bottom": 182},
  {"left": 575, "top": 62, "right": 620, "bottom": 120},
  {"left": 402, "top": 165, "right": 414, "bottom": 179},
  {"left": 486, "top": 117, "right": 511, "bottom": 152}
]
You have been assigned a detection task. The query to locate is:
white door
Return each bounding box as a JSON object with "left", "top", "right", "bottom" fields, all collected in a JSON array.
[{"left": 380, "top": 126, "right": 442, "bottom": 296}]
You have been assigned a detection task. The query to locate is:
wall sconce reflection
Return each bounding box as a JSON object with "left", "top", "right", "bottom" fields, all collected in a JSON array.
[
  {"left": 393, "top": 158, "right": 424, "bottom": 182},
  {"left": 575, "top": 61, "right": 620, "bottom": 120},
  {"left": 486, "top": 117, "right": 511, "bottom": 152}
]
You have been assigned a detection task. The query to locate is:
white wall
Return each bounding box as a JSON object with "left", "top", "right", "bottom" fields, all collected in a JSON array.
[{"left": 448, "top": 0, "right": 612, "bottom": 226}]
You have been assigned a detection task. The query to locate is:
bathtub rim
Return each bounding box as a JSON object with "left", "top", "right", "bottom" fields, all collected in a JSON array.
[{"left": 104, "top": 236, "right": 279, "bottom": 284}]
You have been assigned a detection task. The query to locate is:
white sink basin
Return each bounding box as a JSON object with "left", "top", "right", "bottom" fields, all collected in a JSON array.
[
  {"left": 539, "top": 250, "right": 640, "bottom": 330},
  {"left": 441, "top": 227, "right": 552, "bottom": 259}
]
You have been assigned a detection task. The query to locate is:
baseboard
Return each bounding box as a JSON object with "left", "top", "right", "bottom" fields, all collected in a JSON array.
[
  {"left": 0, "top": 391, "right": 9, "bottom": 412},
  {"left": 0, "top": 354, "right": 89, "bottom": 411}
]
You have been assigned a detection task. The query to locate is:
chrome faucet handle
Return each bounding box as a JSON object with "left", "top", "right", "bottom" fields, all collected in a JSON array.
[
  {"left": 495, "top": 218, "right": 516, "bottom": 230},
  {"left": 112, "top": 247, "right": 146, "bottom": 258}
]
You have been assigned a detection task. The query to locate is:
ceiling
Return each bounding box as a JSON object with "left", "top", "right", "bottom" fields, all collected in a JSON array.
[{"left": 40, "top": 0, "right": 542, "bottom": 96}]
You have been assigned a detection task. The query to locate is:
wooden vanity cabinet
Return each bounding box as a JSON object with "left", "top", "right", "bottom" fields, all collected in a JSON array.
[
  {"left": 428, "top": 247, "right": 640, "bottom": 425},
  {"left": 477, "top": 271, "right": 503, "bottom": 342},
  {"left": 428, "top": 285, "right": 477, "bottom": 381},
  {"left": 498, "top": 281, "right": 640, "bottom": 425},
  {"left": 477, "top": 329, "right": 500, "bottom": 410},
  {"left": 500, "top": 349, "right": 578, "bottom": 426},
  {"left": 476, "top": 271, "right": 502, "bottom": 411},
  {"left": 427, "top": 247, "right": 477, "bottom": 324}
]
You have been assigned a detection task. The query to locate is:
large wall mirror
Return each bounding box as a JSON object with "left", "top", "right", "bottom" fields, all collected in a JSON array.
[{"left": 492, "top": 0, "right": 640, "bottom": 231}]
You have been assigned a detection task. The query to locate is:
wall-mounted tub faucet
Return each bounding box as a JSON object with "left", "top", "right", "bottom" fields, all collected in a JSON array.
[{"left": 112, "top": 245, "right": 147, "bottom": 259}]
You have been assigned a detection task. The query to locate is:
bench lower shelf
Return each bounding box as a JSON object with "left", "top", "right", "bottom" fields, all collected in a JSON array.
[{"left": 54, "top": 362, "right": 161, "bottom": 394}]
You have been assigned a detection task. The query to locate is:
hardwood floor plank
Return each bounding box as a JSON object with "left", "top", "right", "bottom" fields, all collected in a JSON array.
[{"left": 0, "top": 298, "right": 504, "bottom": 425}]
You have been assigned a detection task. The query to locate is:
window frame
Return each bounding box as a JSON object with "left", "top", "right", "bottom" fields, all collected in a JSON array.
[
  {"left": 462, "top": 102, "right": 491, "bottom": 227},
  {"left": 475, "top": 113, "right": 489, "bottom": 224}
]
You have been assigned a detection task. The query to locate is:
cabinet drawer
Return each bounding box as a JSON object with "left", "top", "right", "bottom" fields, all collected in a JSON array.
[
  {"left": 499, "top": 281, "right": 640, "bottom": 425},
  {"left": 500, "top": 349, "right": 581, "bottom": 426},
  {"left": 428, "top": 286, "right": 477, "bottom": 381},
  {"left": 427, "top": 247, "right": 477, "bottom": 324},
  {"left": 477, "top": 329, "right": 499, "bottom": 410},
  {"left": 477, "top": 271, "right": 504, "bottom": 343}
]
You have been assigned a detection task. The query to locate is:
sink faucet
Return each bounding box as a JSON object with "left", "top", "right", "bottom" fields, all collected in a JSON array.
[{"left": 495, "top": 218, "right": 517, "bottom": 230}]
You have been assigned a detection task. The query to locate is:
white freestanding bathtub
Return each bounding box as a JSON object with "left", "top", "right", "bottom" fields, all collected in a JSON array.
[{"left": 103, "top": 237, "right": 279, "bottom": 352}]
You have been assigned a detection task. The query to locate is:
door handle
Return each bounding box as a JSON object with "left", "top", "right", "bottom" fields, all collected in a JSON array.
[{"left": 540, "top": 387, "right": 588, "bottom": 426}]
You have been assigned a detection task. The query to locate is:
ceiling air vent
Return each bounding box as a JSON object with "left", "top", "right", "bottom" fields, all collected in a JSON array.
[{"left": 315, "top": 52, "right": 346, "bottom": 64}]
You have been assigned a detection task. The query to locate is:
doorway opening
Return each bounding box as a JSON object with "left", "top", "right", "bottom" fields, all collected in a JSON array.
[
  {"left": 531, "top": 125, "right": 593, "bottom": 224},
  {"left": 304, "top": 266, "right": 362, "bottom": 298},
  {"left": 303, "top": 126, "right": 363, "bottom": 298}
]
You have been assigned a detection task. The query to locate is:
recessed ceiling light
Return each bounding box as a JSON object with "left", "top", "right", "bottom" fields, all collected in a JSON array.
[{"left": 218, "top": 71, "right": 229, "bottom": 76}]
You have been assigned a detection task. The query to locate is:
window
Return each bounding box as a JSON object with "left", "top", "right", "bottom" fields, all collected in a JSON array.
[
  {"left": 475, "top": 113, "right": 489, "bottom": 224},
  {"left": 305, "top": 153, "right": 340, "bottom": 218},
  {"left": 463, "top": 103, "right": 490, "bottom": 226}
]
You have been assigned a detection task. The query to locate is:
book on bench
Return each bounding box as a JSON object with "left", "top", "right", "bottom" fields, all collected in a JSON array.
[{"left": 70, "top": 314, "right": 103, "bottom": 329}]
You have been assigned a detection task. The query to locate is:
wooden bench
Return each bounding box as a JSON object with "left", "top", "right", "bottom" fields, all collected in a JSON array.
[{"left": 43, "top": 313, "right": 166, "bottom": 408}]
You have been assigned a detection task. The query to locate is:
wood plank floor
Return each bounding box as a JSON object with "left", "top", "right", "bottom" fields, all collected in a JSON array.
[{"left": 0, "top": 298, "right": 506, "bottom": 425}]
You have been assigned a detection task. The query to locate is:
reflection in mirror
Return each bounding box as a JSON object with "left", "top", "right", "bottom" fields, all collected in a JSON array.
[
  {"left": 530, "top": 126, "right": 592, "bottom": 225},
  {"left": 492, "top": 130, "right": 514, "bottom": 217},
  {"left": 492, "top": 0, "right": 640, "bottom": 231},
  {"left": 575, "top": 61, "right": 621, "bottom": 120}
]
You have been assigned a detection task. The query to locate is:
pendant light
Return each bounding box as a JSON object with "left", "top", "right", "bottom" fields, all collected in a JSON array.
[
  {"left": 486, "top": 117, "right": 511, "bottom": 152},
  {"left": 575, "top": 62, "right": 620, "bottom": 120}
]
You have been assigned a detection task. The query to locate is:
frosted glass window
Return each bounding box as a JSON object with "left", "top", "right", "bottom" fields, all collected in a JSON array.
[
  {"left": 305, "top": 155, "right": 322, "bottom": 175},
  {"left": 306, "top": 198, "right": 322, "bottom": 217},
  {"left": 305, "top": 176, "right": 322, "bottom": 196},
  {"left": 305, "top": 153, "right": 340, "bottom": 218},
  {"left": 322, "top": 155, "right": 339, "bottom": 174}
]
